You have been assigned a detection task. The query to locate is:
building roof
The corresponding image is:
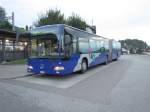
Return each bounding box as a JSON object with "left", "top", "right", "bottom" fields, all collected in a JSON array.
[
  {"left": 0, "top": 29, "right": 16, "bottom": 37},
  {"left": 0, "top": 29, "right": 29, "bottom": 41}
]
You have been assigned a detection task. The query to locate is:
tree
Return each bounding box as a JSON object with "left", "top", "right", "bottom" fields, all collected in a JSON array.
[
  {"left": 35, "top": 9, "right": 65, "bottom": 27},
  {"left": 66, "top": 13, "right": 87, "bottom": 30},
  {"left": 0, "top": 6, "right": 6, "bottom": 20},
  {"left": 119, "top": 39, "right": 148, "bottom": 54},
  {"left": 0, "top": 21, "right": 12, "bottom": 30},
  {"left": 34, "top": 9, "right": 87, "bottom": 30},
  {"left": 0, "top": 6, "right": 12, "bottom": 30}
]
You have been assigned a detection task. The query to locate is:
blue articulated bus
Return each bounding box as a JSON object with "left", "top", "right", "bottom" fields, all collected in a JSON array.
[{"left": 26, "top": 24, "right": 121, "bottom": 75}]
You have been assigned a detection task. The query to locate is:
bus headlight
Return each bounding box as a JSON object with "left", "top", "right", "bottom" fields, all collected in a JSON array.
[
  {"left": 54, "top": 66, "right": 64, "bottom": 71},
  {"left": 28, "top": 65, "right": 33, "bottom": 70}
]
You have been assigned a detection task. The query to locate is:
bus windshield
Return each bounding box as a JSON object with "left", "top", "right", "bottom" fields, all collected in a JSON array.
[{"left": 30, "top": 34, "right": 62, "bottom": 58}]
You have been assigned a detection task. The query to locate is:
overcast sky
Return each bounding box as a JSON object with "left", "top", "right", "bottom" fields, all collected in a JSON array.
[{"left": 1, "top": 0, "right": 150, "bottom": 45}]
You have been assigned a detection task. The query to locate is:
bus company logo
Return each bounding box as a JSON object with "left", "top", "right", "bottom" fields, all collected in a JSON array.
[{"left": 40, "top": 64, "right": 44, "bottom": 69}]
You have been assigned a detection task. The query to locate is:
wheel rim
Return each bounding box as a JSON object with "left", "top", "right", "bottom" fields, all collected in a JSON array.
[
  {"left": 106, "top": 58, "right": 108, "bottom": 64},
  {"left": 82, "top": 61, "right": 87, "bottom": 71}
]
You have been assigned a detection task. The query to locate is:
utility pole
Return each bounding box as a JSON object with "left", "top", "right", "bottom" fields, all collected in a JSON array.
[{"left": 12, "top": 12, "right": 15, "bottom": 31}]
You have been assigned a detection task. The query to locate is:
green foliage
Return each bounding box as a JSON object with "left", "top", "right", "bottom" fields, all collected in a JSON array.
[
  {"left": 119, "top": 39, "right": 147, "bottom": 49},
  {"left": 66, "top": 13, "right": 87, "bottom": 30},
  {"left": 119, "top": 39, "right": 148, "bottom": 54},
  {"left": 0, "top": 6, "right": 5, "bottom": 19},
  {"left": 0, "top": 20, "right": 12, "bottom": 30},
  {"left": 35, "top": 9, "right": 65, "bottom": 26},
  {"left": 6, "top": 59, "right": 26, "bottom": 64},
  {"left": 15, "top": 26, "right": 25, "bottom": 33},
  {"left": 35, "top": 9, "right": 87, "bottom": 30},
  {"left": 0, "top": 6, "right": 12, "bottom": 30}
]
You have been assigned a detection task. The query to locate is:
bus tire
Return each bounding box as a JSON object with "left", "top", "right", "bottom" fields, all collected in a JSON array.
[
  {"left": 115, "top": 53, "right": 118, "bottom": 61},
  {"left": 80, "top": 59, "right": 87, "bottom": 74},
  {"left": 104, "top": 56, "right": 108, "bottom": 65}
]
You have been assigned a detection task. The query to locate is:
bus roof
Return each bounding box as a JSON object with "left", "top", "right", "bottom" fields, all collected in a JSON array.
[
  {"left": 29, "top": 24, "right": 107, "bottom": 39},
  {"left": 64, "top": 24, "right": 107, "bottom": 39}
]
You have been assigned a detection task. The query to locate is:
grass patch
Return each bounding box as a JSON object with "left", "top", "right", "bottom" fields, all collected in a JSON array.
[{"left": 7, "top": 59, "right": 27, "bottom": 64}]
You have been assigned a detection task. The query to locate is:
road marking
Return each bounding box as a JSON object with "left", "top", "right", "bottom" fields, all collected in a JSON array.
[{"left": 0, "top": 74, "right": 35, "bottom": 80}]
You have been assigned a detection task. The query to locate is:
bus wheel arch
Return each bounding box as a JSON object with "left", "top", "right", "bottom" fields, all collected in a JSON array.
[{"left": 80, "top": 57, "right": 88, "bottom": 74}]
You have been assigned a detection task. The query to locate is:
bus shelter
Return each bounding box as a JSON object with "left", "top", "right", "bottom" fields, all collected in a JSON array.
[{"left": 0, "top": 29, "right": 30, "bottom": 63}]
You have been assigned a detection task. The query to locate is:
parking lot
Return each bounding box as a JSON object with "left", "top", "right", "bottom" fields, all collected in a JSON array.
[
  {"left": 0, "top": 64, "right": 27, "bottom": 79},
  {"left": 0, "top": 61, "right": 111, "bottom": 89},
  {"left": 0, "top": 55, "right": 150, "bottom": 112}
]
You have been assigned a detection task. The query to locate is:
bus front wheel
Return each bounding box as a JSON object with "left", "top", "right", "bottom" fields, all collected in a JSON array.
[{"left": 80, "top": 60, "right": 87, "bottom": 74}]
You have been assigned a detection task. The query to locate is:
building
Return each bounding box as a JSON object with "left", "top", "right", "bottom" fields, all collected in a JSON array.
[{"left": 0, "top": 29, "right": 29, "bottom": 63}]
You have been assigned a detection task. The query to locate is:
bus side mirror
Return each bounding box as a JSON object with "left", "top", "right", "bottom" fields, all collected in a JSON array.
[{"left": 64, "top": 35, "right": 72, "bottom": 45}]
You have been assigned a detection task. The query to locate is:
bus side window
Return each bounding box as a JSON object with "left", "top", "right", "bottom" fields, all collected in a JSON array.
[
  {"left": 100, "top": 40, "right": 105, "bottom": 52},
  {"left": 96, "top": 41, "right": 101, "bottom": 52},
  {"left": 89, "top": 39, "right": 97, "bottom": 52},
  {"left": 73, "top": 38, "right": 77, "bottom": 54},
  {"left": 64, "top": 35, "right": 72, "bottom": 58},
  {"left": 78, "top": 38, "right": 89, "bottom": 53}
]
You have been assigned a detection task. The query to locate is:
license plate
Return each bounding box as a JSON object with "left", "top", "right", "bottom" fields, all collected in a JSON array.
[{"left": 40, "top": 71, "right": 45, "bottom": 74}]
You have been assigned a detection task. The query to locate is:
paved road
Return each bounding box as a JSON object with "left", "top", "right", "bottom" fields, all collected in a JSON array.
[
  {"left": 0, "top": 55, "right": 150, "bottom": 112},
  {"left": 0, "top": 64, "right": 27, "bottom": 79}
]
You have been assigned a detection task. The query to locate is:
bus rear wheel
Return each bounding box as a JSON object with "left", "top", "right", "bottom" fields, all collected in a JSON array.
[
  {"left": 114, "top": 53, "right": 118, "bottom": 61},
  {"left": 104, "top": 56, "right": 108, "bottom": 65},
  {"left": 80, "top": 60, "right": 87, "bottom": 74}
]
